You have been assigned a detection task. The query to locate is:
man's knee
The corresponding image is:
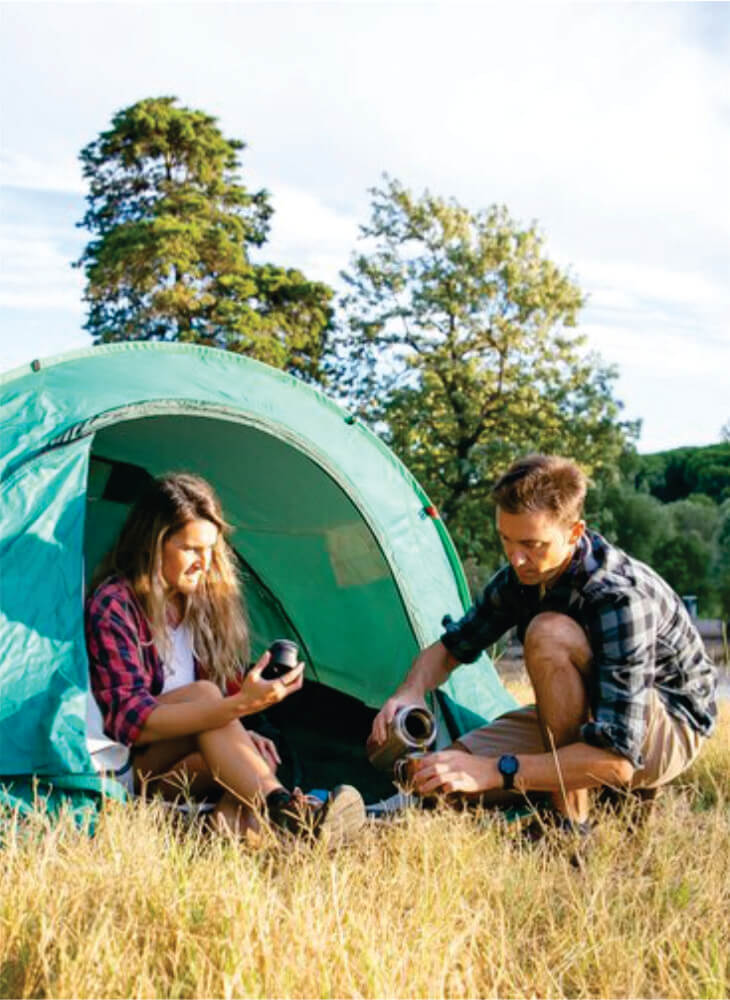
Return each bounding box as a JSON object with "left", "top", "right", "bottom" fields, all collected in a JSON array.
[
  {"left": 612, "top": 756, "right": 636, "bottom": 786},
  {"left": 524, "top": 612, "right": 592, "bottom": 674}
]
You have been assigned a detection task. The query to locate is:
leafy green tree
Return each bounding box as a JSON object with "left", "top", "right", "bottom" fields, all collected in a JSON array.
[
  {"left": 634, "top": 444, "right": 730, "bottom": 504},
  {"left": 331, "top": 177, "right": 637, "bottom": 562},
  {"left": 587, "top": 482, "right": 669, "bottom": 564},
  {"left": 710, "top": 500, "right": 730, "bottom": 616},
  {"left": 665, "top": 495, "right": 720, "bottom": 544},
  {"left": 653, "top": 532, "right": 713, "bottom": 603},
  {"left": 76, "top": 97, "right": 333, "bottom": 381},
  {"left": 587, "top": 475, "right": 725, "bottom": 615}
]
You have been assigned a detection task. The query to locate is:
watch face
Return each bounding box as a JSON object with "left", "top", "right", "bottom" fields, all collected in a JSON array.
[{"left": 499, "top": 754, "right": 519, "bottom": 777}]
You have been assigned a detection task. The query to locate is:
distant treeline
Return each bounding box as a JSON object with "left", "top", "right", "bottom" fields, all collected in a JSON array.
[
  {"left": 633, "top": 444, "right": 730, "bottom": 505},
  {"left": 585, "top": 443, "right": 730, "bottom": 619}
]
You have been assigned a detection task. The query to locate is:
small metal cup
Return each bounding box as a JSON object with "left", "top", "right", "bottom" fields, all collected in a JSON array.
[{"left": 393, "top": 751, "right": 428, "bottom": 790}]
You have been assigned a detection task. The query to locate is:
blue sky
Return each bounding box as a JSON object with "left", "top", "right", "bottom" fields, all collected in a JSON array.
[{"left": 1, "top": 1, "right": 728, "bottom": 453}]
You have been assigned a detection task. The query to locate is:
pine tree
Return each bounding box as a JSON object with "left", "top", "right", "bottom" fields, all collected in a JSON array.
[{"left": 77, "top": 97, "right": 333, "bottom": 382}]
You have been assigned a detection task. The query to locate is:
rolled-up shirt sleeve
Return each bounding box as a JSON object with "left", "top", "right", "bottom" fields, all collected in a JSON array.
[
  {"left": 85, "top": 594, "right": 159, "bottom": 746},
  {"left": 581, "top": 592, "right": 655, "bottom": 768},
  {"left": 440, "top": 568, "right": 517, "bottom": 664}
]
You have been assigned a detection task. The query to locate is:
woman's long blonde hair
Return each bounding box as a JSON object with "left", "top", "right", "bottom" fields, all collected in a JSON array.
[{"left": 92, "top": 472, "right": 250, "bottom": 685}]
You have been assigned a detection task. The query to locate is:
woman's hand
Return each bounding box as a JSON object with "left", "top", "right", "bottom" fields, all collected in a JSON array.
[
  {"left": 248, "top": 730, "right": 281, "bottom": 771},
  {"left": 226, "top": 651, "right": 305, "bottom": 718}
]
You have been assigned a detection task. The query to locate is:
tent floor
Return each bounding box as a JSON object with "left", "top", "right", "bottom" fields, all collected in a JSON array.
[{"left": 246, "top": 681, "right": 398, "bottom": 805}]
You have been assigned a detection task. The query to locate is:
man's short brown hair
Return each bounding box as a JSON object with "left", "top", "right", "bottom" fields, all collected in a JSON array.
[{"left": 491, "top": 454, "right": 587, "bottom": 525}]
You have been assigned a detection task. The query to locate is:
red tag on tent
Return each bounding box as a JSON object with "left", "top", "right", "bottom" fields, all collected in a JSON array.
[{"left": 424, "top": 505, "right": 439, "bottom": 519}]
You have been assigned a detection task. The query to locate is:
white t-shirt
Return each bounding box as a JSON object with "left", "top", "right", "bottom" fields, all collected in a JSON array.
[
  {"left": 86, "top": 694, "right": 134, "bottom": 792},
  {"left": 86, "top": 624, "right": 195, "bottom": 793},
  {"left": 162, "top": 623, "right": 196, "bottom": 693}
]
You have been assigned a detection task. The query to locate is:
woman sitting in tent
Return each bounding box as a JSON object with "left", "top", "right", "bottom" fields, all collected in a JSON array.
[{"left": 85, "top": 472, "right": 365, "bottom": 845}]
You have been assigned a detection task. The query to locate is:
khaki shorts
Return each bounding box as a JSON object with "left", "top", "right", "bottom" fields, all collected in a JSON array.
[{"left": 457, "top": 690, "right": 704, "bottom": 790}]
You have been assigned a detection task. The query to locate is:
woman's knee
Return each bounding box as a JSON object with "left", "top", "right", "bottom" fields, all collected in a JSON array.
[
  {"left": 157, "top": 679, "right": 224, "bottom": 705},
  {"left": 186, "top": 679, "right": 224, "bottom": 702}
]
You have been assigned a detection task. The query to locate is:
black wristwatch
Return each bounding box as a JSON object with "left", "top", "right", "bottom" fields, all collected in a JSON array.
[{"left": 497, "top": 754, "right": 520, "bottom": 790}]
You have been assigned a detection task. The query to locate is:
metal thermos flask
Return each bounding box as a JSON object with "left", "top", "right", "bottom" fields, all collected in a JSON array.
[{"left": 367, "top": 704, "right": 438, "bottom": 772}]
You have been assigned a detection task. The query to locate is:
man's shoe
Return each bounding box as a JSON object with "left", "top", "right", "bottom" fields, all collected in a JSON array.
[
  {"left": 597, "top": 785, "right": 662, "bottom": 831},
  {"left": 269, "top": 785, "right": 366, "bottom": 847},
  {"left": 521, "top": 811, "right": 591, "bottom": 840},
  {"left": 519, "top": 810, "right": 592, "bottom": 867}
]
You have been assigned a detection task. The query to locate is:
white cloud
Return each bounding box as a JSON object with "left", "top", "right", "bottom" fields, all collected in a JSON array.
[
  {"left": 579, "top": 259, "right": 730, "bottom": 312},
  {"left": 414, "top": 8, "right": 730, "bottom": 225},
  {"left": 0, "top": 153, "right": 85, "bottom": 195},
  {"left": 0, "top": 224, "right": 84, "bottom": 311},
  {"left": 251, "top": 181, "right": 361, "bottom": 285},
  {"left": 0, "top": 3, "right": 727, "bottom": 450},
  {"left": 582, "top": 320, "right": 728, "bottom": 379}
]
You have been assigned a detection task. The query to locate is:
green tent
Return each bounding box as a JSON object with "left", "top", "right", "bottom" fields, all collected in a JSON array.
[{"left": 0, "top": 343, "right": 516, "bottom": 815}]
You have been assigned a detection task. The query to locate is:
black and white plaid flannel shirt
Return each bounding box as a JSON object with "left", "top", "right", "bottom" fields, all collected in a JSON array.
[{"left": 441, "top": 531, "right": 717, "bottom": 768}]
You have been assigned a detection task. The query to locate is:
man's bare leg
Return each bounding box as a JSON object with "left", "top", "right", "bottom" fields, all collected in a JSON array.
[{"left": 523, "top": 612, "right": 592, "bottom": 822}]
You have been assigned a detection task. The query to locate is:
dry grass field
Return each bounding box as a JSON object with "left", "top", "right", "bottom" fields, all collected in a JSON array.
[{"left": 1, "top": 674, "right": 728, "bottom": 999}]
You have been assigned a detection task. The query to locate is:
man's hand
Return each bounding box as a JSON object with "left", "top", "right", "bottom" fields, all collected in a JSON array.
[
  {"left": 367, "top": 640, "right": 459, "bottom": 750},
  {"left": 227, "top": 651, "right": 305, "bottom": 718},
  {"left": 410, "top": 750, "right": 501, "bottom": 796},
  {"left": 368, "top": 641, "right": 459, "bottom": 752},
  {"left": 368, "top": 690, "right": 428, "bottom": 752}
]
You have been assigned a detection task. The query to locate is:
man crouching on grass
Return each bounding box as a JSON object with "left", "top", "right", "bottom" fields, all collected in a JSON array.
[{"left": 369, "top": 454, "right": 717, "bottom": 834}]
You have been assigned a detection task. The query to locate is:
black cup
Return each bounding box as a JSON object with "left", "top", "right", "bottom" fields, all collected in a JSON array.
[{"left": 262, "top": 639, "right": 299, "bottom": 679}]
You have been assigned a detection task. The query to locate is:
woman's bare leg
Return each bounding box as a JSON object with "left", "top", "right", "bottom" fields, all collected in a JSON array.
[
  {"left": 212, "top": 791, "right": 264, "bottom": 844},
  {"left": 133, "top": 737, "right": 215, "bottom": 797},
  {"left": 132, "top": 682, "right": 283, "bottom": 836},
  {"left": 135, "top": 742, "right": 262, "bottom": 841}
]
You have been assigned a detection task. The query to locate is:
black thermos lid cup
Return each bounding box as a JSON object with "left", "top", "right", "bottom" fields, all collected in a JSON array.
[{"left": 268, "top": 639, "right": 299, "bottom": 669}]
